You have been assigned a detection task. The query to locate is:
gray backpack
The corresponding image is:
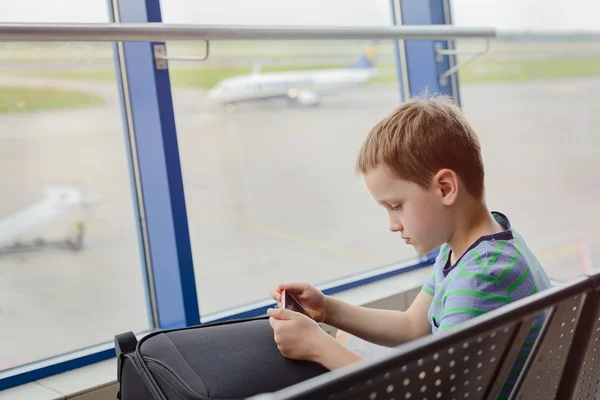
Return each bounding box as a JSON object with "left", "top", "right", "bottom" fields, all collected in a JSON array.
[{"left": 114, "top": 316, "right": 328, "bottom": 400}]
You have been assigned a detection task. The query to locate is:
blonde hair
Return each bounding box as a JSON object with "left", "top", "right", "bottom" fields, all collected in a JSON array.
[{"left": 356, "top": 93, "right": 485, "bottom": 199}]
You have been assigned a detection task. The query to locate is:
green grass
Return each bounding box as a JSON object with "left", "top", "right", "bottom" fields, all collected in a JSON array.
[
  {"left": 11, "top": 63, "right": 399, "bottom": 89},
  {"left": 10, "top": 64, "right": 362, "bottom": 89},
  {"left": 9, "top": 57, "right": 600, "bottom": 90},
  {"left": 1, "top": 57, "right": 597, "bottom": 114},
  {"left": 460, "top": 57, "right": 600, "bottom": 84},
  {"left": 0, "top": 86, "right": 104, "bottom": 114},
  {"left": 1, "top": 56, "right": 112, "bottom": 64},
  {"left": 30, "top": 69, "right": 119, "bottom": 82}
]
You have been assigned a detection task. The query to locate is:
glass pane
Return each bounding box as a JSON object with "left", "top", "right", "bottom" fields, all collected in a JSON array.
[
  {"left": 451, "top": 0, "right": 599, "bottom": 31},
  {"left": 162, "top": 0, "right": 392, "bottom": 26},
  {"left": 166, "top": 37, "right": 411, "bottom": 315},
  {"left": 0, "top": 0, "right": 151, "bottom": 371},
  {"left": 456, "top": 36, "right": 600, "bottom": 283},
  {"left": 162, "top": 0, "right": 407, "bottom": 316},
  {"left": 0, "top": 0, "right": 109, "bottom": 22}
]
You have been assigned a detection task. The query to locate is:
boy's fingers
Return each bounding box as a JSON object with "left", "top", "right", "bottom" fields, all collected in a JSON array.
[
  {"left": 269, "top": 288, "right": 281, "bottom": 301},
  {"left": 278, "top": 282, "right": 308, "bottom": 293},
  {"left": 268, "top": 307, "right": 296, "bottom": 320}
]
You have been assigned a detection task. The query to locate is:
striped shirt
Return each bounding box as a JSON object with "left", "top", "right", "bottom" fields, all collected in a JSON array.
[{"left": 423, "top": 211, "right": 552, "bottom": 399}]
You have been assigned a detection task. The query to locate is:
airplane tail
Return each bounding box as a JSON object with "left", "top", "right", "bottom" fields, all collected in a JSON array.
[{"left": 349, "top": 40, "right": 378, "bottom": 69}]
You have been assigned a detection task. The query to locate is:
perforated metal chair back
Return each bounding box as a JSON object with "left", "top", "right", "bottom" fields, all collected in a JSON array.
[
  {"left": 253, "top": 313, "right": 539, "bottom": 399},
  {"left": 554, "top": 274, "right": 600, "bottom": 400},
  {"left": 261, "top": 321, "right": 531, "bottom": 400},
  {"left": 249, "top": 275, "right": 596, "bottom": 400},
  {"left": 509, "top": 292, "right": 585, "bottom": 399},
  {"left": 569, "top": 287, "right": 600, "bottom": 399},
  {"left": 511, "top": 272, "right": 600, "bottom": 400}
]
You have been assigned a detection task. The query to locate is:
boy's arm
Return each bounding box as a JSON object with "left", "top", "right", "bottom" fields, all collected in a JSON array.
[
  {"left": 324, "top": 290, "right": 434, "bottom": 347},
  {"left": 313, "top": 334, "right": 365, "bottom": 370}
]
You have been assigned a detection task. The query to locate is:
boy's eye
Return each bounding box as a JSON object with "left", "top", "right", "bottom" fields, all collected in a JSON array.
[{"left": 390, "top": 204, "right": 403, "bottom": 211}]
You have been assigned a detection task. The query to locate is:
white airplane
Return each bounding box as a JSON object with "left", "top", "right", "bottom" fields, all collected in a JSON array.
[
  {"left": 0, "top": 187, "right": 101, "bottom": 254},
  {"left": 206, "top": 42, "right": 378, "bottom": 108}
]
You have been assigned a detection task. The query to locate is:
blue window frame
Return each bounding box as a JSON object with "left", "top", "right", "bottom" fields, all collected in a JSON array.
[
  {"left": 398, "top": 0, "right": 462, "bottom": 102},
  {"left": 115, "top": 0, "right": 200, "bottom": 331}
]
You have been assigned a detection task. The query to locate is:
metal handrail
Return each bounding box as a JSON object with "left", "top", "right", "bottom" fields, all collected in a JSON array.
[
  {"left": 496, "top": 29, "right": 600, "bottom": 40},
  {"left": 0, "top": 22, "right": 497, "bottom": 42}
]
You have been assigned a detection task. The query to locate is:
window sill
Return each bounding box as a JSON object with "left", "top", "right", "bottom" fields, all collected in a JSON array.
[
  {"left": 0, "top": 267, "right": 430, "bottom": 400},
  {"left": 0, "top": 358, "right": 118, "bottom": 400}
]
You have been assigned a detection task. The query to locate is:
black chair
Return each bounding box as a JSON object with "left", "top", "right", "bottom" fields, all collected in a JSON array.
[
  {"left": 553, "top": 269, "right": 600, "bottom": 400},
  {"left": 509, "top": 277, "right": 596, "bottom": 399},
  {"left": 249, "top": 274, "right": 597, "bottom": 400}
]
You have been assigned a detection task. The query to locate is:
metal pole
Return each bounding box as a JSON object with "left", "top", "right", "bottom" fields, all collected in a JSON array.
[
  {"left": 0, "top": 22, "right": 497, "bottom": 42},
  {"left": 496, "top": 29, "right": 600, "bottom": 40}
]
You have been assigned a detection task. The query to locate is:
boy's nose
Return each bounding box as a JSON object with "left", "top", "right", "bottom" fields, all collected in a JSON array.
[{"left": 389, "top": 219, "right": 403, "bottom": 233}]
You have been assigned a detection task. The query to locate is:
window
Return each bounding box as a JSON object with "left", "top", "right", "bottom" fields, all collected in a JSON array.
[
  {"left": 160, "top": 0, "right": 421, "bottom": 315},
  {"left": 169, "top": 38, "right": 418, "bottom": 316},
  {"left": 456, "top": 36, "right": 600, "bottom": 282},
  {"left": 0, "top": 1, "right": 150, "bottom": 373}
]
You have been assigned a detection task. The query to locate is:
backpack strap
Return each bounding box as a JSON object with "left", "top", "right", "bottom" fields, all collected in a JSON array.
[{"left": 114, "top": 331, "right": 138, "bottom": 399}]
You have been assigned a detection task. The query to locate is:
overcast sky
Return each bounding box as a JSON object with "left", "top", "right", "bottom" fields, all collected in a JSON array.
[{"left": 0, "top": 0, "right": 598, "bottom": 30}]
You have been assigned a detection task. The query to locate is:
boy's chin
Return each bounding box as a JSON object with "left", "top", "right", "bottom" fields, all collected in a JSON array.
[
  {"left": 413, "top": 243, "right": 436, "bottom": 256},
  {"left": 412, "top": 245, "right": 426, "bottom": 255}
]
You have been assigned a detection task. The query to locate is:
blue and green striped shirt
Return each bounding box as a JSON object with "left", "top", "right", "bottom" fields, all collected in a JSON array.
[{"left": 423, "top": 211, "right": 551, "bottom": 399}]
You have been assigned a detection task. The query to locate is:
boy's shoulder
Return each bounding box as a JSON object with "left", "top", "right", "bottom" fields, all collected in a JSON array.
[
  {"left": 432, "top": 212, "right": 551, "bottom": 295},
  {"left": 444, "top": 236, "right": 522, "bottom": 275}
]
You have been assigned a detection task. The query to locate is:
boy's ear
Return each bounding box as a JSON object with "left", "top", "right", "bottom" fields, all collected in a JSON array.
[{"left": 433, "top": 169, "right": 459, "bottom": 206}]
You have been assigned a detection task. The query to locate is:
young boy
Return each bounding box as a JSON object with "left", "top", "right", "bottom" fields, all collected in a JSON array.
[{"left": 267, "top": 93, "right": 551, "bottom": 398}]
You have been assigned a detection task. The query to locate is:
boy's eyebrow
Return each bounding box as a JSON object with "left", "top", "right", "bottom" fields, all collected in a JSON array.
[
  {"left": 380, "top": 193, "right": 403, "bottom": 202},
  {"left": 378, "top": 197, "right": 403, "bottom": 206}
]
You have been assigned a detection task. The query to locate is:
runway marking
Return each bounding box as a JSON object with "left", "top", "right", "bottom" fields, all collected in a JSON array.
[
  {"left": 197, "top": 206, "right": 593, "bottom": 270},
  {"left": 550, "top": 84, "right": 585, "bottom": 94},
  {"left": 580, "top": 238, "right": 594, "bottom": 274},
  {"left": 2, "top": 158, "right": 593, "bottom": 270},
  {"left": 196, "top": 207, "right": 385, "bottom": 265},
  {"left": 0, "top": 159, "right": 127, "bottom": 197},
  {"left": 537, "top": 243, "right": 581, "bottom": 262}
]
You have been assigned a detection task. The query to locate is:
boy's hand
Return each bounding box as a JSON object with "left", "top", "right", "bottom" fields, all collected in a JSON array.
[
  {"left": 269, "top": 283, "right": 328, "bottom": 323},
  {"left": 268, "top": 307, "right": 330, "bottom": 363}
]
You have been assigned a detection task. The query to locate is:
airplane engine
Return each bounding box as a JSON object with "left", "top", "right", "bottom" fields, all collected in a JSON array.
[{"left": 295, "top": 91, "right": 320, "bottom": 106}]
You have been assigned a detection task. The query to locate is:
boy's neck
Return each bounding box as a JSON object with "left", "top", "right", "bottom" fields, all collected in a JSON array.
[{"left": 447, "top": 199, "right": 505, "bottom": 266}]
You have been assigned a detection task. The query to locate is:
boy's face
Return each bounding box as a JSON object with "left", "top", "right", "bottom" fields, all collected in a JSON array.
[{"left": 363, "top": 165, "right": 452, "bottom": 255}]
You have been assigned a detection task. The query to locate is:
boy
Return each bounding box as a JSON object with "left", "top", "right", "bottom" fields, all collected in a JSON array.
[{"left": 267, "top": 93, "right": 551, "bottom": 398}]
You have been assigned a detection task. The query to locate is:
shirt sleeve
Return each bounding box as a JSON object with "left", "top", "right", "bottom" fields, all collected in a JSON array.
[
  {"left": 422, "top": 245, "right": 449, "bottom": 297},
  {"left": 422, "top": 271, "right": 435, "bottom": 296}
]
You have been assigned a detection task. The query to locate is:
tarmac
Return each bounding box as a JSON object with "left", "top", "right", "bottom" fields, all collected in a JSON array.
[{"left": 0, "top": 74, "right": 599, "bottom": 370}]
